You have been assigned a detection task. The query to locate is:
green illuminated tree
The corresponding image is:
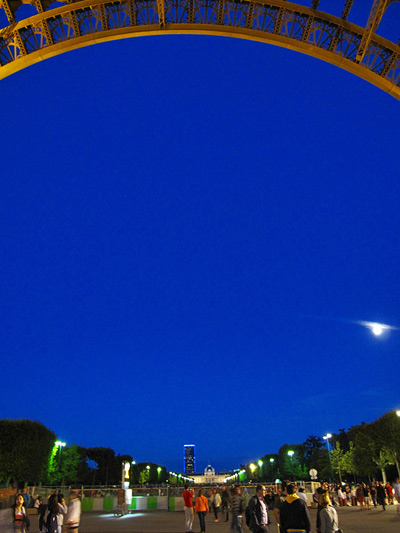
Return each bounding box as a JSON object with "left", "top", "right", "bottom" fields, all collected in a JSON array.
[{"left": 138, "top": 468, "right": 150, "bottom": 485}]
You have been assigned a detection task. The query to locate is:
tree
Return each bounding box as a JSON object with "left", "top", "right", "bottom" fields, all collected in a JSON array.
[
  {"left": 86, "top": 447, "right": 116, "bottom": 485},
  {"left": 260, "top": 454, "right": 279, "bottom": 481},
  {"left": 373, "top": 412, "right": 400, "bottom": 477},
  {"left": 278, "top": 444, "right": 307, "bottom": 481},
  {"left": 330, "top": 442, "right": 345, "bottom": 483},
  {"left": 138, "top": 468, "right": 150, "bottom": 485},
  {"left": 60, "top": 445, "right": 84, "bottom": 485},
  {"left": 348, "top": 423, "right": 381, "bottom": 479},
  {"left": 341, "top": 441, "right": 357, "bottom": 482},
  {"left": 0, "top": 419, "right": 56, "bottom": 486},
  {"left": 304, "top": 436, "right": 324, "bottom": 471}
]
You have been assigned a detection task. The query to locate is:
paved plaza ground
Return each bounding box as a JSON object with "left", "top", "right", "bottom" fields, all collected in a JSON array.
[{"left": 24, "top": 505, "right": 400, "bottom": 533}]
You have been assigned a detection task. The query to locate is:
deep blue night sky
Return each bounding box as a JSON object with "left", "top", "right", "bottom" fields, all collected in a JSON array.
[{"left": 1, "top": 1, "right": 400, "bottom": 473}]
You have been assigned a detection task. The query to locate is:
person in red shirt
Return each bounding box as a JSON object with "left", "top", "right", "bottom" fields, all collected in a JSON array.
[{"left": 183, "top": 484, "right": 195, "bottom": 532}]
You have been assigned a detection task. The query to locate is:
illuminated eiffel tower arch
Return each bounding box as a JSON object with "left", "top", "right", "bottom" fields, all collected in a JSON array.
[{"left": 1, "top": 0, "right": 400, "bottom": 98}]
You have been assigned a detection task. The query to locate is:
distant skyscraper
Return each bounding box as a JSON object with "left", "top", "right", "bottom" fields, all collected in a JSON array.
[{"left": 184, "top": 444, "right": 196, "bottom": 474}]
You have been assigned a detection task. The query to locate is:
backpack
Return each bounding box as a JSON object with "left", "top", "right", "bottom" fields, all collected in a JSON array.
[
  {"left": 46, "top": 512, "right": 58, "bottom": 533},
  {"left": 245, "top": 496, "right": 259, "bottom": 529}
]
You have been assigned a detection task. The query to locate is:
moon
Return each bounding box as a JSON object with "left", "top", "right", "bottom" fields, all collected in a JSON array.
[
  {"left": 358, "top": 321, "right": 398, "bottom": 336},
  {"left": 371, "top": 324, "right": 384, "bottom": 336},
  {"left": 299, "top": 315, "right": 398, "bottom": 336}
]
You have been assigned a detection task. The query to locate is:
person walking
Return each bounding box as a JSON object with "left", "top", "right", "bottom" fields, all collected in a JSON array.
[
  {"left": 211, "top": 488, "right": 222, "bottom": 522},
  {"left": 57, "top": 493, "right": 68, "bottom": 533},
  {"left": 274, "top": 481, "right": 288, "bottom": 529},
  {"left": 247, "top": 484, "right": 270, "bottom": 533},
  {"left": 362, "top": 483, "right": 370, "bottom": 509},
  {"left": 65, "top": 490, "right": 81, "bottom": 532},
  {"left": 11, "top": 494, "right": 30, "bottom": 532},
  {"left": 195, "top": 488, "right": 209, "bottom": 533},
  {"left": 280, "top": 483, "right": 311, "bottom": 533},
  {"left": 370, "top": 483, "right": 377, "bottom": 507},
  {"left": 393, "top": 478, "right": 400, "bottom": 513},
  {"left": 46, "top": 494, "right": 59, "bottom": 533},
  {"left": 230, "top": 486, "right": 244, "bottom": 533},
  {"left": 356, "top": 484, "right": 364, "bottom": 510},
  {"left": 319, "top": 492, "right": 340, "bottom": 533},
  {"left": 183, "top": 484, "right": 195, "bottom": 532},
  {"left": 376, "top": 482, "right": 387, "bottom": 511},
  {"left": 221, "top": 485, "right": 231, "bottom": 522}
]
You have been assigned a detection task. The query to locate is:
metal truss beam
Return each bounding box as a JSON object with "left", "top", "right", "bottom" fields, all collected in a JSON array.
[
  {"left": 1, "top": 0, "right": 15, "bottom": 22},
  {"left": 0, "top": 0, "right": 399, "bottom": 101},
  {"left": 156, "top": 0, "right": 165, "bottom": 27},
  {"left": 341, "top": 0, "right": 354, "bottom": 20},
  {"left": 356, "top": 0, "right": 390, "bottom": 63}
]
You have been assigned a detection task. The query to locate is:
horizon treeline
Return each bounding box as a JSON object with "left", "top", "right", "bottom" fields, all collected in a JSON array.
[{"left": 1, "top": 409, "right": 399, "bottom": 487}]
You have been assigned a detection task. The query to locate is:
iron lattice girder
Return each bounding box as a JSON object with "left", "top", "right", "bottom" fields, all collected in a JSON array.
[
  {"left": 356, "top": 0, "right": 390, "bottom": 63},
  {"left": 0, "top": 0, "right": 400, "bottom": 100}
]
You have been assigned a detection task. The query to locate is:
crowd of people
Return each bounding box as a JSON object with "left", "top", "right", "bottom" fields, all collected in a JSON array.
[
  {"left": 11, "top": 489, "right": 81, "bottom": 533},
  {"left": 9, "top": 477, "right": 400, "bottom": 532},
  {"left": 183, "top": 484, "right": 247, "bottom": 533},
  {"left": 314, "top": 479, "right": 400, "bottom": 511},
  {"left": 182, "top": 477, "right": 400, "bottom": 533}
]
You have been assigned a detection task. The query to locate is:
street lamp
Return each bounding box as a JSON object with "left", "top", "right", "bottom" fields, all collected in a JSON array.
[
  {"left": 258, "top": 460, "right": 263, "bottom": 480},
  {"left": 55, "top": 441, "right": 66, "bottom": 464},
  {"left": 268, "top": 458, "right": 275, "bottom": 481},
  {"left": 287, "top": 451, "right": 294, "bottom": 480},
  {"left": 323, "top": 433, "right": 334, "bottom": 482}
]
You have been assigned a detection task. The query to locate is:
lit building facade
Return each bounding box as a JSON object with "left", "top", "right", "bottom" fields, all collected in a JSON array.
[
  {"left": 191, "top": 465, "right": 229, "bottom": 485},
  {"left": 184, "top": 444, "right": 196, "bottom": 474}
]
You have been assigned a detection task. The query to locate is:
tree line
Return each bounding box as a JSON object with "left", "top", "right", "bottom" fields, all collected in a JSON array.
[
  {"left": 1, "top": 410, "right": 399, "bottom": 487},
  {"left": 0, "top": 419, "right": 168, "bottom": 487},
  {"left": 250, "top": 410, "right": 400, "bottom": 483}
]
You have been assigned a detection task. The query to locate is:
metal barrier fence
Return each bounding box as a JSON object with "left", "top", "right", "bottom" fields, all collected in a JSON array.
[{"left": 0, "top": 481, "right": 320, "bottom": 513}]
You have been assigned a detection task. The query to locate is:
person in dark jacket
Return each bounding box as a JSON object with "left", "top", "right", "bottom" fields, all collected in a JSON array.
[
  {"left": 247, "top": 484, "right": 269, "bottom": 533},
  {"left": 221, "top": 485, "right": 231, "bottom": 522},
  {"left": 279, "top": 484, "right": 311, "bottom": 533},
  {"left": 376, "top": 481, "right": 387, "bottom": 510}
]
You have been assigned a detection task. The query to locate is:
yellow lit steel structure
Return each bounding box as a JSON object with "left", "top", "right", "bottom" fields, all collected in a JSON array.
[{"left": 0, "top": 0, "right": 400, "bottom": 99}]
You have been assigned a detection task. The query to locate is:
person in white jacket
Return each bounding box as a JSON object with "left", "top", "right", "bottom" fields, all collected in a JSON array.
[
  {"left": 65, "top": 490, "right": 81, "bottom": 532},
  {"left": 57, "top": 493, "right": 68, "bottom": 533}
]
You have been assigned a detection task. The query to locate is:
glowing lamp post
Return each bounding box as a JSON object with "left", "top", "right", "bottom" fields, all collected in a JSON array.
[
  {"left": 55, "top": 441, "right": 66, "bottom": 464},
  {"left": 287, "top": 450, "right": 294, "bottom": 480},
  {"left": 323, "top": 433, "right": 334, "bottom": 482},
  {"left": 258, "top": 460, "right": 263, "bottom": 480},
  {"left": 269, "top": 458, "right": 275, "bottom": 480},
  {"left": 157, "top": 466, "right": 162, "bottom": 481},
  {"left": 249, "top": 463, "right": 256, "bottom": 480}
]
